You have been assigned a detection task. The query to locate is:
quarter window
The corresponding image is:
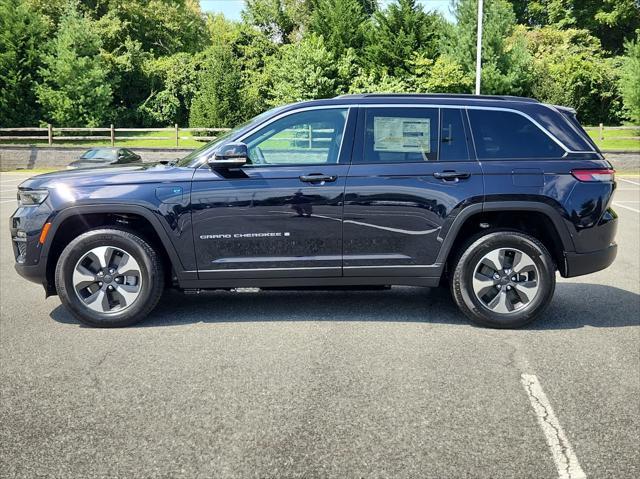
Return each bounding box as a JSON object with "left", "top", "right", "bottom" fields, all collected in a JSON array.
[
  {"left": 468, "top": 109, "right": 565, "bottom": 159},
  {"left": 243, "top": 108, "right": 348, "bottom": 166}
]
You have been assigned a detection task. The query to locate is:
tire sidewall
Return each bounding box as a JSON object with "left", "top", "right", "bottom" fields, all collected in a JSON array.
[
  {"left": 453, "top": 231, "right": 555, "bottom": 328},
  {"left": 56, "top": 230, "right": 158, "bottom": 327}
]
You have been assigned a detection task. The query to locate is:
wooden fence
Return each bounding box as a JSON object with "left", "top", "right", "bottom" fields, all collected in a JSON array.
[
  {"left": 0, "top": 125, "right": 231, "bottom": 147},
  {"left": 2, "top": 124, "right": 636, "bottom": 146},
  {"left": 584, "top": 124, "right": 639, "bottom": 141}
]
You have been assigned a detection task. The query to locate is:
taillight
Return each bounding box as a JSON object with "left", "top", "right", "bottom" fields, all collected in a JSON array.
[{"left": 571, "top": 169, "right": 615, "bottom": 182}]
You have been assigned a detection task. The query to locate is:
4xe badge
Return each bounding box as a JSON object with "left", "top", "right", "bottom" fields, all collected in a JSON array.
[{"left": 200, "top": 232, "right": 291, "bottom": 240}]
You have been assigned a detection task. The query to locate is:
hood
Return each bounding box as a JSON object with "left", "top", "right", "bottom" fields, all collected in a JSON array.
[{"left": 19, "top": 163, "right": 195, "bottom": 190}]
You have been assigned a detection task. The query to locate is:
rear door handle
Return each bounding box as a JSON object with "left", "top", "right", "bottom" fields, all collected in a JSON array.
[
  {"left": 299, "top": 174, "right": 337, "bottom": 183},
  {"left": 433, "top": 171, "right": 471, "bottom": 180}
]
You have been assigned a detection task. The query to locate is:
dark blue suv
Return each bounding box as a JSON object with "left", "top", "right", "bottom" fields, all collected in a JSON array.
[{"left": 10, "top": 94, "right": 617, "bottom": 328}]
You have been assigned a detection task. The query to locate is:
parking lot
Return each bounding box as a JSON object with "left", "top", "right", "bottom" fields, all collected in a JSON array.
[{"left": 0, "top": 171, "right": 638, "bottom": 478}]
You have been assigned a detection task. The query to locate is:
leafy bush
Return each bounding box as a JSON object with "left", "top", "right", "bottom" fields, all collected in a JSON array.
[
  {"left": 619, "top": 34, "right": 640, "bottom": 124},
  {"left": 524, "top": 27, "right": 624, "bottom": 124}
]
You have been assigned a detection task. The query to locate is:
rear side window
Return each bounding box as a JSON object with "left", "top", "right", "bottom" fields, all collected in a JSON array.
[
  {"left": 360, "top": 107, "right": 439, "bottom": 163},
  {"left": 468, "top": 109, "right": 565, "bottom": 159}
]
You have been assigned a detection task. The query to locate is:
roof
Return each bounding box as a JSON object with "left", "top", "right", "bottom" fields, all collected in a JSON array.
[{"left": 335, "top": 93, "right": 539, "bottom": 103}]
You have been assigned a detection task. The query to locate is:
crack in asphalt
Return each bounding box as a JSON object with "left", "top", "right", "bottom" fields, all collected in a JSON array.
[
  {"left": 87, "top": 349, "right": 115, "bottom": 390},
  {"left": 521, "top": 374, "right": 586, "bottom": 479}
]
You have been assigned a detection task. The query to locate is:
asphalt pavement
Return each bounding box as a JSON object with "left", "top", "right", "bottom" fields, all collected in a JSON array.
[{"left": 0, "top": 172, "right": 638, "bottom": 478}]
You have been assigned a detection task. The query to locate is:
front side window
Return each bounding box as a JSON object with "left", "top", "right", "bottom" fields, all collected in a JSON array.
[
  {"left": 360, "top": 108, "right": 439, "bottom": 163},
  {"left": 243, "top": 108, "right": 348, "bottom": 166},
  {"left": 468, "top": 109, "right": 565, "bottom": 159}
]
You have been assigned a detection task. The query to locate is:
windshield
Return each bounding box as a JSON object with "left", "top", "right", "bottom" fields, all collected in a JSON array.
[
  {"left": 80, "top": 149, "right": 116, "bottom": 160},
  {"left": 176, "top": 106, "right": 288, "bottom": 167}
]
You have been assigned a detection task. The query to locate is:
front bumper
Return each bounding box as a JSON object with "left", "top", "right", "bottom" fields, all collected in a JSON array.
[
  {"left": 10, "top": 202, "right": 53, "bottom": 291},
  {"left": 14, "top": 261, "right": 46, "bottom": 284},
  {"left": 563, "top": 243, "right": 617, "bottom": 277}
]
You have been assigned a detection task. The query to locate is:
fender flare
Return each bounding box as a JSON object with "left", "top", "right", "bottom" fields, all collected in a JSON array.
[
  {"left": 435, "top": 201, "right": 575, "bottom": 265},
  {"left": 41, "top": 203, "right": 189, "bottom": 278}
]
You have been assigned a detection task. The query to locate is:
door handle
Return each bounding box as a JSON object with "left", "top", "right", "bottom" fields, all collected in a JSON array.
[
  {"left": 433, "top": 171, "right": 471, "bottom": 181},
  {"left": 299, "top": 174, "right": 337, "bottom": 183}
]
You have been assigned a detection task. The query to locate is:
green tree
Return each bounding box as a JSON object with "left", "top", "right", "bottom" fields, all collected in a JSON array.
[
  {"left": 189, "top": 45, "right": 245, "bottom": 128},
  {"left": 234, "top": 24, "right": 280, "bottom": 117},
  {"left": 348, "top": 69, "right": 412, "bottom": 93},
  {"left": 449, "top": 0, "right": 533, "bottom": 96},
  {"left": 91, "top": 1, "right": 208, "bottom": 125},
  {"left": 508, "top": 1, "right": 640, "bottom": 54},
  {"left": 266, "top": 34, "right": 341, "bottom": 105},
  {"left": 364, "top": 0, "right": 444, "bottom": 77},
  {"left": 139, "top": 52, "right": 200, "bottom": 126},
  {"left": 0, "top": 0, "right": 47, "bottom": 126},
  {"left": 35, "top": 2, "right": 112, "bottom": 126},
  {"left": 98, "top": 0, "right": 207, "bottom": 55},
  {"left": 100, "top": 38, "right": 154, "bottom": 125},
  {"left": 619, "top": 34, "right": 640, "bottom": 124},
  {"left": 243, "top": 0, "right": 313, "bottom": 43},
  {"left": 412, "top": 54, "right": 474, "bottom": 93},
  {"left": 309, "top": 0, "right": 368, "bottom": 55},
  {"left": 524, "top": 26, "right": 623, "bottom": 124}
]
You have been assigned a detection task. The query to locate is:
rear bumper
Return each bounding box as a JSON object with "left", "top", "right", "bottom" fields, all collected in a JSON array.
[{"left": 563, "top": 243, "right": 617, "bottom": 278}]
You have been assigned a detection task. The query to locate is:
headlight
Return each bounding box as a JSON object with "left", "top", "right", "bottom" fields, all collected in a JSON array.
[{"left": 17, "top": 189, "right": 49, "bottom": 207}]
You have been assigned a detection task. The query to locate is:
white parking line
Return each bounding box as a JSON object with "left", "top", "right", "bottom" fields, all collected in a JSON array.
[
  {"left": 613, "top": 202, "right": 640, "bottom": 213},
  {"left": 618, "top": 178, "right": 640, "bottom": 186},
  {"left": 0, "top": 199, "right": 17, "bottom": 204},
  {"left": 521, "top": 374, "right": 586, "bottom": 479}
]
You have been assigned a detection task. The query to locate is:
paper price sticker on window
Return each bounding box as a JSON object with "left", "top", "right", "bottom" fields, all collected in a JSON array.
[{"left": 373, "top": 117, "right": 431, "bottom": 153}]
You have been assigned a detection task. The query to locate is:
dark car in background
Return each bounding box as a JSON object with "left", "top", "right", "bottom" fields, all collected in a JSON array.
[
  {"left": 10, "top": 94, "right": 617, "bottom": 328},
  {"left": 68, "top": 148, "right": 141, "bottom": 169}
]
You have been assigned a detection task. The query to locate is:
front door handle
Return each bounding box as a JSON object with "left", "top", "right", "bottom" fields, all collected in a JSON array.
[
  {"left": 433, "top": 171, "right": 471, "bottom": 181},
  {"left": 299, "top": 174, "right": 337, "bottom": 183}
]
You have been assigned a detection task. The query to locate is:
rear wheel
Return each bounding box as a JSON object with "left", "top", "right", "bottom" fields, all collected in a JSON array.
[
  {"left": 55, "top": 229, "right": 164, "bottom": 327},
  {"left": 450, "top": 231, "right": 555, "bottom": 328}
]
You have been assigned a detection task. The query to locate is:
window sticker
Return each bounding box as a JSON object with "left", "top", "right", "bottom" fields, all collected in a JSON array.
[{"left": 373, "top": 117, "right": 431, "bottom": 153}]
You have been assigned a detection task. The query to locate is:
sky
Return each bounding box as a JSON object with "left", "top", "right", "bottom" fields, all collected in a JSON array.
[{"left": 199, "top": 0, "right": 455, "bottom": 22}]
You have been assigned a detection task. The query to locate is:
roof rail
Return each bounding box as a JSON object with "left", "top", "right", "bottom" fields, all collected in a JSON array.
[{"left": 334, "top": 93, "right": 539, "bottom": 103}]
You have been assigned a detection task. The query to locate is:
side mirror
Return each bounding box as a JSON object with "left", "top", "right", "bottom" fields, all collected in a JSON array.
[{"left": 208, "top": 142, "right": 248, "bottom": 168}]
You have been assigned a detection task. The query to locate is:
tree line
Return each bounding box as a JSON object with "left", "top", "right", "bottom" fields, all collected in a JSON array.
[{"left": 1, "top": 0, "right": 639, "bottom": 130}]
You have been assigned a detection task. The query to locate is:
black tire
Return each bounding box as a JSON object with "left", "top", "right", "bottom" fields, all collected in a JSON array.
[
  {"left": 450, "top": 230, "right": 556, "bottom": 328},
  {"left": 55, "top": 228, "right": 164, "bottom": 327}
]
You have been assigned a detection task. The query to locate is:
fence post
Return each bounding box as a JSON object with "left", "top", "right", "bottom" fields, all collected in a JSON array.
[
  {"left": 175, "top": 124, "right": 179, "bottom": 147},
  {"left": 110, "top": 124, "right": 115, "bottom": 146},
  {"left": 47, "top": 124, "right": 52, "bottom": 145},
  {"left": 599, "top": 123, "right": 604, "bottom": 141},
  {"left": 308, "top": 124, "right": 312, "bottom": 149}
]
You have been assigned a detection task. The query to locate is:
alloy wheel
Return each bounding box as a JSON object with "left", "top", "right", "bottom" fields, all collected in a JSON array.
[
  {"left": 72, "top": 246, "right": 142, "bottom": 314},
  {"left": 472, "top": 247, "right": 540, "bottom": 314}
]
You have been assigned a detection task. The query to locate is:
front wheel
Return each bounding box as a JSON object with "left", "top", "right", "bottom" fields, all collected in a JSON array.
[
  {"left": 450, "top": 231, "right": 556, "bottom": 328},
  {"left": 55, "top": 228, "right": 164, "bottom": 327}
]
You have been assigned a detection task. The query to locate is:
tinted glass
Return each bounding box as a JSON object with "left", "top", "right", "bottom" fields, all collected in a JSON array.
[
  {"left": 360, "top": 108, "right": 439, "bottom": 163},
  {"left": 440, "top": 108, "right": 470, "bottom": 161},
  {"left": 80, "top": 149, "right": 117, "bottom": 160},
  {"left": 468, "top": 109, "right": 564, "bottom": 159},
  {"left": 244, "top": 108, "right": 348, "bottom": 166}
]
